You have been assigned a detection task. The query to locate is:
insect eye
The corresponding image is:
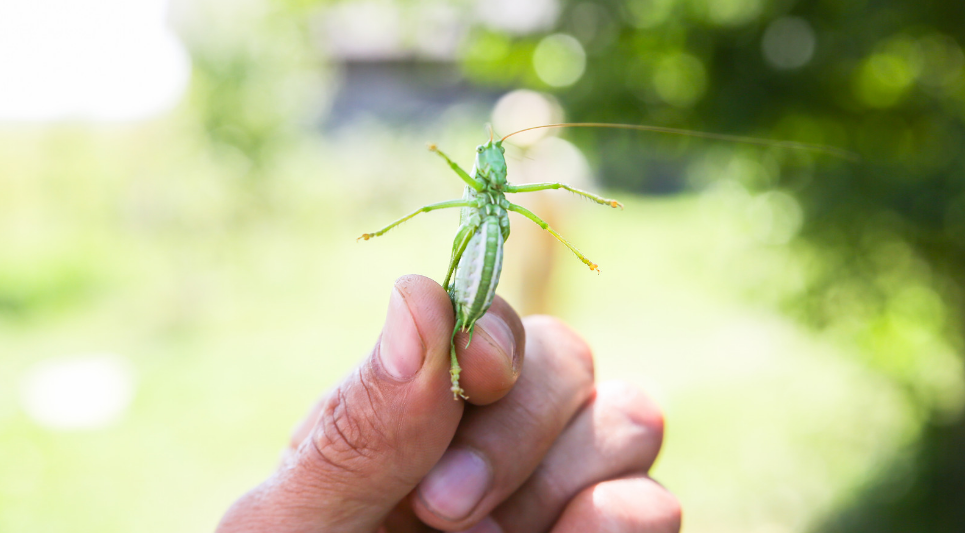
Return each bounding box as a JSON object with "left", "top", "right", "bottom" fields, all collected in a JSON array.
[{"left": 476, "top": 145, "right": 484, "bottom": 153}]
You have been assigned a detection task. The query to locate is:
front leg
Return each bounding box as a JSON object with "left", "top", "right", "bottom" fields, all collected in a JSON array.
[
  {"left": 428, "top": 144, "right": 486, "bottom": 192},
  {"left": 507, "top": 202, "right": 600, "bottom": 273},
  {"left": 357, "top": 199, "right": 473, "bottom": 241},
  {"left": 505, "top": 182, "right": 623, "bottom": 209}
]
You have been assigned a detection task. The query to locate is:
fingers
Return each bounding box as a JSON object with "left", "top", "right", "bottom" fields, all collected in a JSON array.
[
  {"left": 412, "top": 315, "right": 596, "bottom": 531},
  {"left": 550, "top": 476, "right": 682, "bottom": 533},
  {"left": 492, "top": 380, "right": 665, "bottom": 533},
  {"left": 285, "top": 292, "right": 524, "bottom": 453},
  {"left": 217, "top": 275, "right": 524, "bottom": 533}
]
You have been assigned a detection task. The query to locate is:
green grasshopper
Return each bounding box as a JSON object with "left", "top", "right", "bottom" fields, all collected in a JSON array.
[{"left": 359, "top": 122, "right": 856, "bottom": 399}]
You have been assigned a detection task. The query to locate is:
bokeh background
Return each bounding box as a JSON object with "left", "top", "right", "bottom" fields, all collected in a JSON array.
[{"left": 1, "top": 0, "right": 964, "bottom": 531}]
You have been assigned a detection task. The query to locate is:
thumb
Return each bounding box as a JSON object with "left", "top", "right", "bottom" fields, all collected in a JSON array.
[{"left": 218, "top": 275, "right": 465, "bottom": 533}]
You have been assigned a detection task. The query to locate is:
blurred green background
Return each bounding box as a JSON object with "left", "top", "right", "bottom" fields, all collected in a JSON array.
[{"left": 1, "top": 0, "right": 963, "bottom": 531}]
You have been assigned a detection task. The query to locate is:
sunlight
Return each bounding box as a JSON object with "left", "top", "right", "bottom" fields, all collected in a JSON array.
[
  {"left": 0, "top": 0, "right": 190, "bottom": 122},
  {"left": 19, "top": 354, "right": 136, "bottom": 431}
]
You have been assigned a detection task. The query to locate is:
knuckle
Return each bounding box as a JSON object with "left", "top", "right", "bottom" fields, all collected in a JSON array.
[
  {"left": 642, "top": 482, "right": 683, "bottom": 532},
  {"left": 527, "top": 462, "right": 571, "bottom": 512},
  {"left": 588, "top": 478, "right": 682, "bottom": 533},
  {"left": 288, "top": 425, "right": 307, "bottom": 452},
  {"left": 664, "top": 492, "right": 683, "bottom": 532},
  {"left": 592, "top": 381, "right": 665, "bottom": 471},
  {"left": 306, "top": 370, "right": 392, "bottom": 474},
  {"left": 526, "top": 315, "right": 595, "bottom": 382},
  {"left": 596, "top": 380, "right": 665, "bottom": 441},
  {"left": 287, "top": 395, "right": 328, "bottom": 451}
]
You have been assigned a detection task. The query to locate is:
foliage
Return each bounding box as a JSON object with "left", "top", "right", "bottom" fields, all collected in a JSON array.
[{"left": 458, "top": 1, "right": 965, "bottom": 529}]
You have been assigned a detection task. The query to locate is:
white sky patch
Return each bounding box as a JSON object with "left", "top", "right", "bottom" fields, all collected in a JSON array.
[
  {"left": 20, "top": 354, "right": 136, "bottom": 431},
  {"left": 0, "top": 0, "right": 190, "bottom": 122},
  {"left": 475, "top": 0, "right": 559, "bottom": 35}
]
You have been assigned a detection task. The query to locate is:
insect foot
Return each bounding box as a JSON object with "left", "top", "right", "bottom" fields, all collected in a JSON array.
[
  {"left": 427, "top": 143, "right": 437, "bottom": 152},
  {"left": 609, "top": 200, "right": 624, "bottom": 209},
  {"left": 450, "top": 362, "right": 468, "bottom": 401},
  {"left": 357, "top": 234, "right": 372, "bottom": 241}
]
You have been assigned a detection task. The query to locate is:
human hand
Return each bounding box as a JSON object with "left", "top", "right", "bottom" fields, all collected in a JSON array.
[{"left": 217, "top": 275, "right": 679, "bottom": 533}]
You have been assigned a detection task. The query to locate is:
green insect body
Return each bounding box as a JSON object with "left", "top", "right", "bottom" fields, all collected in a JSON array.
[
  {"left": 359, "top": 135, "right": 622, "bottom": 399},
  {"left": 359, "top": 121, "right": 855, "bottom": 399},
  {"left": 449, "top": 215, "right": 504, "bottom": 334}
]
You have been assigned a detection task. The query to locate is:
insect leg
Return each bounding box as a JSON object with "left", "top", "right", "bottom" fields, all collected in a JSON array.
[
  {"left": 443, "top": 223, "right": 477, "bottom": 291},
  {"left": 357, "top": 199, "right": 473, "bottom": 241},
  {"left": 504, "top": 182, "right": 623, "bottom": 209},
  {"left": 507, "top": 203, "right": 600, "bottom": 273},
  {"left": 428, "top": 144, "right": 485, "bottom": 192},
  {"left": 450, "top": 323, "right": 468, "bottom": 400}
]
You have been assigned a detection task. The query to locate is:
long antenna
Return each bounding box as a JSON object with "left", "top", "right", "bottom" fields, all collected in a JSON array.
[{"left": 500, "top": 122, "right": 859, "bottom": 162}]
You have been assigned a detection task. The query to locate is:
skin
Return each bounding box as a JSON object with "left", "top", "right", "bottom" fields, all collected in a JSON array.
[{"left": 217, "top": 275, "right": 680, "bottom": 533}]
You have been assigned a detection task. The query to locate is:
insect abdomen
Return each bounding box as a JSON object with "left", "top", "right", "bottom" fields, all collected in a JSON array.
[{"left": 452, "top": 215, "right": 503, "bottom": 330}]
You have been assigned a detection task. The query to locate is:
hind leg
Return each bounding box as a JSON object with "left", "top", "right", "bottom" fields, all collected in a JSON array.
[{"left": 449, "top": 322, "right": 468, "bottom": 400}]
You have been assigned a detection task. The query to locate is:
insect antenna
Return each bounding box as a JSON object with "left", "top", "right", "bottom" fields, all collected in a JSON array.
[
  {"left": 502, "top": 143, "right": 536, "bottom": 162},
  {"left": 500, "top": 122, "right": 859, "bottom": 162}
]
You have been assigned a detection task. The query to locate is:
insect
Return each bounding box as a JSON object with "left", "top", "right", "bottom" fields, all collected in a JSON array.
[{"left": 359, "top": 122, "right": 856, "bottom": 399}]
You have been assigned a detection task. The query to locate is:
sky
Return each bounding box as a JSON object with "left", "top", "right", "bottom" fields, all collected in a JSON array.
[{"left": 0, "top": 0, "right": 190, "bottom": 122}]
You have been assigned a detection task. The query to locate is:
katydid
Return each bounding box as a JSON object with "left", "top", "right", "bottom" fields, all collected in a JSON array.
[{"left": 359, "top": 122, "right": 856, "bottom": 399}]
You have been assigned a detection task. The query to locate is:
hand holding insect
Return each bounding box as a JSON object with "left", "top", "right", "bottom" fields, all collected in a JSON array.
[{"left": 360, "top": 126, "right": 623, "bottom": 399}]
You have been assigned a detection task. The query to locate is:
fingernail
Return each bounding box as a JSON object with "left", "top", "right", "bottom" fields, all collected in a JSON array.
[
  {"left": 457, "top": 516, "right": 503, "bottom": 533},
  {"left": 379, "top": 287, "right": 424, "bottom": 380},
  {"left": 419, "top": 448, "right": 492, "bottom": 521},
  {"left": 475, "top": 313, "right": 515, "bottom": 369}
]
